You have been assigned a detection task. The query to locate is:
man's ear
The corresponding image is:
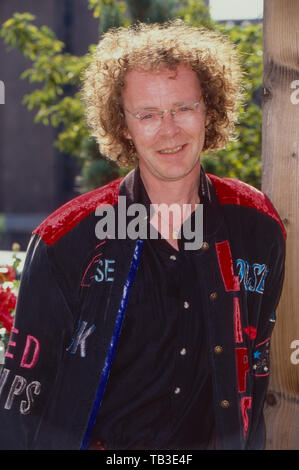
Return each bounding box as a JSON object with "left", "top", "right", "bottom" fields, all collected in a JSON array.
[
  {"left": 123, "top": 128, "right": 132, "bottom": 140},
  {"left": 205, "top": 113, "right": 211, "bottom": 128},
  {"left": 120, "top": 105, "right": 132, "bottom": 139}
]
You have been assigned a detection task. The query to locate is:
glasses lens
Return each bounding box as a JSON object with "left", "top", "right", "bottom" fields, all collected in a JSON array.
[
  {"left": 138, "top": 111, "right": 160, "bottom": 131},
  {"left": 139, "top": 111, "right": 160, "bottom": 121},
  {"left": 174, "top": 104, "right": 199, "bottom": 123},
  {"left": 137, "top": 102, "right": 200, "bottom": 130}
]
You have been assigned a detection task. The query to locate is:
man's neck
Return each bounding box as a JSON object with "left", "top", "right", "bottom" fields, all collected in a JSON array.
[
  {"left": 139, "top": 166, "right": 201, "bottom": 207},
  {"left": 139, "top": 164, "right": 201, "bottom": 251}
]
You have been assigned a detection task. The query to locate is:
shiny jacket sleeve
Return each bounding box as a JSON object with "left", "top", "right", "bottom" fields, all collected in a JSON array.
[
  {"left": 0, "top": 233, "right": 74, "bottom": 450},
  {"left": 247, "top": 222, "right": 286, "bottom": 449}
]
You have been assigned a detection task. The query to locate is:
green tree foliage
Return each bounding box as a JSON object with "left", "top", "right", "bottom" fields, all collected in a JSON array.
[
  {"left": 176, "top": 0, "right": 215, "bottom": 29},
  {"left": 0, "top": 1, "right": 263, "bottom": 191},
  {"left": 201, "top": 22, "right": 263, "bottom": 188},
  {"left": 176, "top": 1, "right": 263, "bottom": 187},
  {"left": 88, "top": 0, "right": 129, "bottom": 33},
  {"left": 126, "top": 0, "right": 176, "bottom": 23},
  {"left": 0, "top": 7, "right": 123, "bottom": 191}
]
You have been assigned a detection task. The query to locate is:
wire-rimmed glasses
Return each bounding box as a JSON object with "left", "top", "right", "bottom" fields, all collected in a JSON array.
[{"left": 124, "top": 100, "right": 202, "bottom": 132}]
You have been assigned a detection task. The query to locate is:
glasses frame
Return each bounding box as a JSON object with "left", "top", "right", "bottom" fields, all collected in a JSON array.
[{"left": 124, "top": 100, "right": 202, "bottom": 122}]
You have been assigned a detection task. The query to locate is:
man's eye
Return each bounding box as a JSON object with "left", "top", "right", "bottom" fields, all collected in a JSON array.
[
  {"left": 178, "top": 106, "right": 192, "bottom": 112},
  {"left": 141, "top": 113, "right": 154, "bottom": 120}
]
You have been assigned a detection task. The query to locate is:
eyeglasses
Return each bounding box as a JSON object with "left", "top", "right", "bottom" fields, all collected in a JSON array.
[{"left": 124, "top": 100, "right": 202, "bottom": 131}]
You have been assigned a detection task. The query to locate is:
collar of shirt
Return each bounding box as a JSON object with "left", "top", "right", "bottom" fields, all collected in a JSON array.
[{"left": 118, "top": 164, "right": 225, "bottom": 250}]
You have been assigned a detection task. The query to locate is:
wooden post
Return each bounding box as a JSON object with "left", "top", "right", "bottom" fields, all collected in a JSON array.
[{"left": 262, "top": 0, "right": 299, "bottom": 450}]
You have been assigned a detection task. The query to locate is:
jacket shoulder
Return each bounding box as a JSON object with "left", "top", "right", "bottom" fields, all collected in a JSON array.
[
  {"left": 208, "top": 173, "right": 286, "bottom": 239},
  {"left": 33, "top": 177, "right": 122, "bottom": 246}
]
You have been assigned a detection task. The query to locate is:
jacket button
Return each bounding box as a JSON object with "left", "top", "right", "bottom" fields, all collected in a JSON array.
[
  {"left": 220, "top": 400, "right": 230, "bottom": 408},
  {"left": 210, "top": 292, "right": 218, "bottom": 301},
  {"left": 201, "top": 241, "right": 209, "bottom": 251},
  {"left": 214, "top": 345, "right": 223, "bottom": 354}
]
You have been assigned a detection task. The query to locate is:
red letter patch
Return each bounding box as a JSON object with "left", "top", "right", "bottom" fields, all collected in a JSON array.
[{"left": 236, "top": 347, "right": 250, "bottom": 393}]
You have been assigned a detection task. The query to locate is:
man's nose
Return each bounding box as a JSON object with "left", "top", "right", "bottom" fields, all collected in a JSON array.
[{"left": 158, "top": 110, "right": 180, "bottom": 135}]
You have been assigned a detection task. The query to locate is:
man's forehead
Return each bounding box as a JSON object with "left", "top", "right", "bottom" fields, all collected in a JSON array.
[
  {"left": 122, "top": 65, "right": 202, "bottom": 106},
  {"left": 124, "top": 64, "right": 199, "bottom": 83}
]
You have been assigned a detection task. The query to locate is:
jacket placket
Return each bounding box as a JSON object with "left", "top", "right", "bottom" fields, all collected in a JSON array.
[{"left": 197, "top": 224, "right": 253, "bottom": 450}]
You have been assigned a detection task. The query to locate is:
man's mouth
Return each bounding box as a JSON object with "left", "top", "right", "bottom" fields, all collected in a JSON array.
[{"left": 158, "top": 144, "right": 186, "bottom": 154}]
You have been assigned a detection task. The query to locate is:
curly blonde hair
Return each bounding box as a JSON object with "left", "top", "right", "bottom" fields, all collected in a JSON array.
[{"left": 82, "top": 19, "right": 244, "bottom": 167}]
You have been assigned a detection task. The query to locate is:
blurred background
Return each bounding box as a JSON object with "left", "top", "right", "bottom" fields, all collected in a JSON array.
[{"left": 0, "top": 0, "right": 263, "bottom": 252}]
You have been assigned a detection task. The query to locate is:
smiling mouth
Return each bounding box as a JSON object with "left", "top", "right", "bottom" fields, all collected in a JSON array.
[{"left": 158, "top": 144, "right": 186, "bottom": 154}]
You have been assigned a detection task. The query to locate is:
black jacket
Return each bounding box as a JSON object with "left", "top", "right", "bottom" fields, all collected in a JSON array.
[{"left": 0, "top": 167, "right": 286, "bottom": 450}]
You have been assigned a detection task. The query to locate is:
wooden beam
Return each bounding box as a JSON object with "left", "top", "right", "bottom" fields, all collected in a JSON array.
[{"left": 262, "top": 0, "right": 299, "bottom": 450}]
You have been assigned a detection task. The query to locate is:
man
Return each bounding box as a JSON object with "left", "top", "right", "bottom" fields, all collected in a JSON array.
[{"left": 0, "top": 20, "right": 285, "bottom": 450}]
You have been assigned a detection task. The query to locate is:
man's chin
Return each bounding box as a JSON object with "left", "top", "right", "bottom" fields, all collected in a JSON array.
[
  {"left": 156, "top": 171, "right": 192, "bottom": 182},
  {"left": 152, "top": 162, "right": 200, "bottom": 182},
  {"left": 139, "top": 156, "right": 201, "bottom": 183}
]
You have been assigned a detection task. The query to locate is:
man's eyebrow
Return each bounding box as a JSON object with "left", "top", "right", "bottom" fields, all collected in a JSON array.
[
  {"left": 137, "top": 106, "right": 160, "bottom": 111},
  {"left": 173, "top": 101, "right": 193, "bottom": 106}
]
